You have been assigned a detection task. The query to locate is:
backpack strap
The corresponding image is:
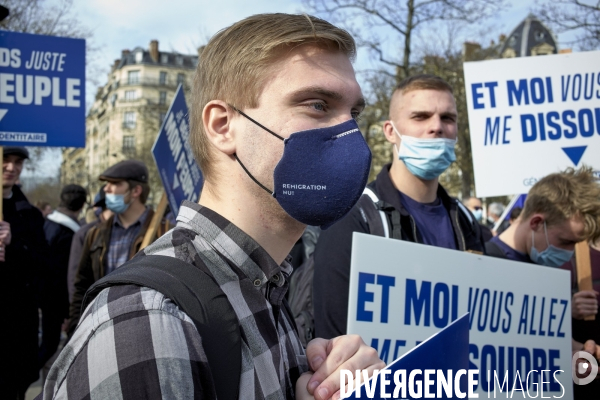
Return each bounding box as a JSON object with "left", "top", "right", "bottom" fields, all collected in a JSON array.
[
  {"left": 360, "top": 187, "right": 390, "bottom": 238},
  {"left": 83, "top": 255, "right": 241, "bottom": 400}
]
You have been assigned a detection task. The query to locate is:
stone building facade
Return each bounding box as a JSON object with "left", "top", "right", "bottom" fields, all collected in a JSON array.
[{"left": 61, "top": 40, "right": 197, "bottom": 206}]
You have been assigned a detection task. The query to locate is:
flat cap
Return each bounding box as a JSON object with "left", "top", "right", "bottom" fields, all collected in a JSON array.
[
  {"left": 99, "top": 160, "right": 148, "bottom": 183},
  {"left": 4, "top": 147, "right": 29, "bottom": 159}
]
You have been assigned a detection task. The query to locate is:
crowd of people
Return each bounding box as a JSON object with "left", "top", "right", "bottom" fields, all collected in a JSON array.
[{"left": 1, "top": 12, "right": 598, "bottom": 400}]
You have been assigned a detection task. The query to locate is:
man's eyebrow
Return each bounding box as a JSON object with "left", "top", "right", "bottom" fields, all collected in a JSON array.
[
  {"left": 409, "top": 110, "right": 458, "bottom": 118},
  {"left": 289, "top": 86, "right": 366, "bottom": 109}
]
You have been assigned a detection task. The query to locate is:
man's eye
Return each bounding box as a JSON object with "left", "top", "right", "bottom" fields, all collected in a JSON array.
[{"left": 308, "top": 102, "right": 327, "bottom": 112}]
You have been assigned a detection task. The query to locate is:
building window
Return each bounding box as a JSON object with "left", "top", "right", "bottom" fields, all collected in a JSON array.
[
  {"left": 123, "top": 135, "right": 135, "bottom": 151},
  {"left": 110, "top": 94, "right": 117, "bottom": 105},
  {"left": 161, "top": 54, "right": 169, "bottom": 64},
  {"left": 177, "top": 73, "right": 185, "bottom": 85},
  {"left": 135, "top": 51, "right": 143, "bottom": 63},
  {"left": 123, "top": 111, "right": 136, "bottom": 128},
  {"left": 127, "top": 70, "right": 140, "bottom": 84},
  {"left": 176, "top": 55, "right": 183, "bottom": 66},
  {"left": 124, "top": 90, "right": 137, "bottom": 101},
  {"left": 159, "top": 71, "right": 167, "bottom": 85},
  {"left": 159, "top": 91, "right": 167, "bottom": 105}
]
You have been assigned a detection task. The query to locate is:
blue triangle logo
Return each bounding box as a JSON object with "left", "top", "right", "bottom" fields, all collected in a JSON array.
[{"left": 562, "top": 146, "right": 587, "bottom": 166}]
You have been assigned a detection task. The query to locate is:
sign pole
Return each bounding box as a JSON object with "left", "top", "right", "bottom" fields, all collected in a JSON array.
[
  {"left": 140, "top": 192, "right": 168, "bottom": 250},
  {"left": 575, "top": 241, "right": 595, "bottom": 321}
]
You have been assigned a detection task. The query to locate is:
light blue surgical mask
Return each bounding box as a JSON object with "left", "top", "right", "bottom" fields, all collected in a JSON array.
[
  {"left": 392, "top": 123, "right": 456, "bottom": 181},
  {"left": 530, "top": 221, "right": 574, "bottom": 268},
  {"left": 472, "top": 209, "right": 483, "bottom": 221},
  {"left": 105, "top": 193, "right": 131, "bottom": 214}
]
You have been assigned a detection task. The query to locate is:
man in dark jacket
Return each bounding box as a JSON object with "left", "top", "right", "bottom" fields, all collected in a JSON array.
[
  {"left": 68, "top": 160, "right": 154, "bottom": 334},
  {"left": 0, "top": 147, "right": 48, "bottom": 399},
  {"left": 66, "top": 186, "right": 112, "bottom": 302},
  {"left": 40, "top": 184, "right": 87, "bottom": 368},
  {"left": 313, "top": 75, "right": 486, "bottom": 339}
]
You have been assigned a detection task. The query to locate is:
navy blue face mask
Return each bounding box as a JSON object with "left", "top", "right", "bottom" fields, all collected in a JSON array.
[{"left": 232, "top": 107, "right": 372, "bottom": 229}]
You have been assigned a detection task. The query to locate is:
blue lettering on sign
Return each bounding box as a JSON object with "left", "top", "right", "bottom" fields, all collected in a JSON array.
[
  {"left": 467, "top": 287, "right": 513, "bottom": 333},
  {"left": 507, "top": 77, "right": 553, "bottom": 107},
  {"left": 0, "top": 31, "right": 86, "bottom": 147},
  {"left": 519, "top": 108, "right": 600, "bottom": 143},
  {"left": 561, "top": 73, "right": 598, "bottom": 102},
  {"left": 404, "top": 279, "right": 458, "bottom": 328},
  {"left": 517, "top": 296, "right": 567, "bottom": 337},
  {"left": 469, "top": 344, "right": 563, "bottom": 393},
  {"left": 356, "top": 273, "right": 396, "bottom": 323},
  {"left": 152, "top": 85, "right": 204, "bottom": 216},
  {"left": 357, "top": 272, "right": 375, "bottom": 322},
  {"left": 471, "top": 81, "right": 498, "bottom": 109}
]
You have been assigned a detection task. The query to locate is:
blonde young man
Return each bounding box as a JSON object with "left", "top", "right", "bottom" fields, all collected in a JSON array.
[
  {"left": 43, "top": 14, "right": 383, "bottom": 400},
  {"left": 313, "top": 74, "right": 486, "bottom": 339},
  {"left": 484, "top": 166, "right": 600, "bottom": 392}
]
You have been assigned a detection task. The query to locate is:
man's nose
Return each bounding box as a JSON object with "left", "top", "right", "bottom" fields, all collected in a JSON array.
[
  {"left": 3, "top": 162, "right": 14, "bottom": 172},
  {"left": 428, "top": 115, "right": 444, "bottom": 136}
]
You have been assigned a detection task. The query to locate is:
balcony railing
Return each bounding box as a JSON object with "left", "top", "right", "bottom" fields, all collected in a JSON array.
[{"left": 119, "top": 77, "right": 188, "bottom": 88}]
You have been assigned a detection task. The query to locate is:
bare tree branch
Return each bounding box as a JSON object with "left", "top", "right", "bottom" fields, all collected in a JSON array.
[{"left": 535, "top": 0, "right": 600, "bottom": 50}]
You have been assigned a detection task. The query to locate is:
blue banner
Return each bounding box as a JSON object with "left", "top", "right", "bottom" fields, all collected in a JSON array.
[
  {"left": 345, "top": 314, "right": 470, "bottom": 399},
  {"left": 0, "top": 30, "right": 85, "bottom": 147},
  {"left": 152, "top": 85, "right": 203, "bottom": 216}
]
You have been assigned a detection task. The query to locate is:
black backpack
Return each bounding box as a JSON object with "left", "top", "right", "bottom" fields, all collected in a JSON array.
[
  {"left": 287, "top": 188, "right": 389, "bottom": 346},
  {"left": 83, "top": 255, "right": 241, "bottom": 400},
  {"left": 287, "top": 186, "right": 478, "bottom": 346}
]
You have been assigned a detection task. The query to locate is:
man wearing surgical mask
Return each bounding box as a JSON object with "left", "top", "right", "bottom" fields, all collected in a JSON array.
[
  {"left": 68, "top": 160, "right": 155, "bottom": 335},
  {"left": 463, "top": 196, "right": 493, "bottom": 242},
  {"left": 313, "top": 74, "right": 486, "bottom": 339},
  {"left": 485, "top": 167, "right": 600, "bottom": 268}
]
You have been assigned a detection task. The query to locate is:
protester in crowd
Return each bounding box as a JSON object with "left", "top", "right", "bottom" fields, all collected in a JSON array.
[
  {"left": 509, "top": 206, "right": 522, "bottom": 225},
  {"left": 67, "top": 186, "right": 113, "bottom": 302},
  {"left": 313, "top": 74, "right": 486, "bottom": 339},
  {"left": 39, "top": 184, "right": 87, "bottom": 370},
  {"left": 463, "top": 196, "right": 493, "bottom": 242},
  {"left": 563, "top": 237, "right": 600, "bottom": 397},
  {"left": 45, "top": 14, "right": 384, "bottom": 400},
  {"left": 484, "top": 167, "right": 600, "bottom": 267},
  {"left": 488, "top": 201, "right": 508, "bottom": 234},
  {"left": 68, "top": 160, "right": 155, "bottom": 334},
  {"left": 0, "top": 147, "right": 48, "bottom": 399},
  {"left": 36, "top": 201, "right": 53, "bottom": 219},
  {"left": 484, "top": 167, "right": 600, "bottom": 397}
]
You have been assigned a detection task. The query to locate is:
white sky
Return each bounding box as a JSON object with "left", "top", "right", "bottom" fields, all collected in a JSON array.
[{"left": 25, "top": 0, "right": 578, "bottom": 179}]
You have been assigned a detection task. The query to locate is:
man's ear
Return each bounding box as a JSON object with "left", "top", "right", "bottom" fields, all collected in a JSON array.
[
  {"left": 203, "top": 100, "right": 236, "bottom": 156},
  {"left": 382, "top": 120, "right": 398, "bottom": 146},
  {"left": 529, "top": 214, "right": 544, "bottom": 231},
  {"left": 130, "top": 184, "right": 143, "bottom": 200}
]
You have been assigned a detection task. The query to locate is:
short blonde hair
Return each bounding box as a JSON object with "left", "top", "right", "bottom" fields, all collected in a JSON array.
[
  {"left": 522, "top": 166, "right": 600, "bottom": 242},
  {"left": 190, "top": 13, "right": 356, "bottom": 183}
]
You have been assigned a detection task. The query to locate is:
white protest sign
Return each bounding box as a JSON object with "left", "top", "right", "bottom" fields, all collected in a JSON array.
[
  {"left": 347, "top": 233, "right": 573, "bottom": 398},
  {"left": 463, "top": 50, "right": 600, "bottom": 198}
]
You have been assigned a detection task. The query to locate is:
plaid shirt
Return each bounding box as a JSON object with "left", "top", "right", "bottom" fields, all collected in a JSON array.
[
  {"left": 43, "top": 201, "right": 308, "bottom": 399},
  {"left": 105, "top": 207, "right": 149, "bottom": 274}
]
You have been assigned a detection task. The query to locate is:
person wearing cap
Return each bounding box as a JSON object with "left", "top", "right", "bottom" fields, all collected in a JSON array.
[
  {"left": 66, "top": 185, "right": 113, "bottom": 304},
  {"left": 39, "top": 185, "right": 87, "bottom": 369},
  {"left": 0, "top": 146, "right": 48, "bottom": 398},
  {"left": 68, "top": 160, "right": 155, "bottom": 335}
]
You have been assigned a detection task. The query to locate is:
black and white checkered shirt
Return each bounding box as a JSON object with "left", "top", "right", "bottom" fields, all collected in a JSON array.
[{"left": 43, "top": 201, "right": 308, "bottom": 399}]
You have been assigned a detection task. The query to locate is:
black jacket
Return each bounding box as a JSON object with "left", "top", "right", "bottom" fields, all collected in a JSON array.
[
  {"left": 313, "top": 164, "right": 486, "bottom": 339},
  {"left": 0, "top": 185, "right": 48, "bottom": 392}
]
